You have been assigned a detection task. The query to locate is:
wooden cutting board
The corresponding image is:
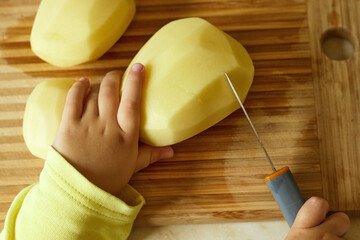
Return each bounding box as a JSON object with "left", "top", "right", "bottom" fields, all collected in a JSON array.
[{"left": 0, "top": 0, "right": 359, "bottom": 227}]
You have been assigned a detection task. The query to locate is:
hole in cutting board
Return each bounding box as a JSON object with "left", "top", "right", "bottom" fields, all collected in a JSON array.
[{"left": 321, "top": 28, "right": 355, "bottom": 60}]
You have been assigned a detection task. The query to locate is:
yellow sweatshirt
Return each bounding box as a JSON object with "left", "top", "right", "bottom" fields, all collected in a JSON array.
[{"left": 0, "top": 147, "right": 145, "bottom": 240}]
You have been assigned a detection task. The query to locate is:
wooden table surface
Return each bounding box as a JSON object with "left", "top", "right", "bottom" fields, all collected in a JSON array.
[{"left": 0, "top": 0, "right": 359, "bottom": 227}]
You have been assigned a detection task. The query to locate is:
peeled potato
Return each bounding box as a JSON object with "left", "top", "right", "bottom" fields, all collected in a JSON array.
[
  {"left": 122, "top": 17, "right": 254, "bottom": 146},
  {"left": 23, "top": 79, "right": 75, "bottom": 159},
  {"left": 30, "top": 0, "right": 135, "bottom": 67}
]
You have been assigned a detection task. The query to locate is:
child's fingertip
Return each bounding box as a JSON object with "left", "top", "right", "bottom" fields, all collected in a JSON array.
[
  {"left": 79, "top": 77, "right": 89, "bottom": 83},
  {"left": 160, "top": 147, "right": 174, "bottom": 159},
  {"left": 131, "top": 63, "right": 144, "bottom": 72},
  {"left": 307, "top": 197, "right": 328, "bottom": 210}
]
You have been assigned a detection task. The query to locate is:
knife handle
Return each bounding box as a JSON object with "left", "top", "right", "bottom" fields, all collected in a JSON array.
[{"left": 265, "top": 166, "right": 305, "bottom": 227}]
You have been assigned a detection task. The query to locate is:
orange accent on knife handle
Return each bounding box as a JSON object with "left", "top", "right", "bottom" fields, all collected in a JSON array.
[{"left": 264, "top": 166, "right": 290, "bottom": 182}]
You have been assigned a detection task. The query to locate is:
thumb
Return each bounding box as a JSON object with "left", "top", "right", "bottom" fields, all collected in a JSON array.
[
  {"left": 292, "top": 197, "right": 329, "bottom": 229},
  {"left": 135, "top": 144, "right": 174, "bottom": 172}
]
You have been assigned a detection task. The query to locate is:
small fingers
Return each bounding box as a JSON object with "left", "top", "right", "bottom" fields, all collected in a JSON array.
[
  {"left": 62, "top": 78, "right": 90, "bottom": 122},
  {"left": 293, "top": 197, "right": 329, "bottom": 229},
  {"left": 83, "top": 84, "right": 100, "bottom": 118},
  {"left": 322, "top": 212, "right": 350, "bottom": 237},
  {"left": 98, "top": 70, "right": 122, "bottom": 120},
  {"left": 118, "top": 63, "right": 145, "bottom": 136},
  {"left": 135, "top": 144, "right": 174, "bottom": 172}
]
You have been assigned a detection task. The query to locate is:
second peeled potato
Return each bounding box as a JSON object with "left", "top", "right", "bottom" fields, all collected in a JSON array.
[{"left": 30, "top": 0, "right": 136, "bottom": 67}]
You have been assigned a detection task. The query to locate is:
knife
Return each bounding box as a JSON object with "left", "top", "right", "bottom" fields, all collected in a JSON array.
[{"left": 224, "top": 73, "right": 305, "bottom": 227}]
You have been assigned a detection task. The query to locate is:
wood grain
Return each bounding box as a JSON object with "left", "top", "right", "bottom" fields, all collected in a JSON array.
[
  {"left": 307, "top": 0, "right": 360, "bottom": 214},
  {"left": 0, "top": 0, "right": 349, "bottom": 228}
]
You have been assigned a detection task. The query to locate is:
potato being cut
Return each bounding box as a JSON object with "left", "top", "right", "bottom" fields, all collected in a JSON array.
[
  {"left": 23, "top": 79, "right": 75, "bottom": 159},
  {"left": 30, "top": 0, "right": 135, "bottom": 67},
  {"left": 122, "top": 17, "right": 254, "bottom": 146}
]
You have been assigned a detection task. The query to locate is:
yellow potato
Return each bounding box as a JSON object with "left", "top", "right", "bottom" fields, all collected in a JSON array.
[
  {"left": 122, "top": 17, "right": 254, "bottom": 146},
  {"left": 23, "top": 79, "right": 75, "bottom": 159},
  {"left": 30, "top": 0, "right": 135, "bottom": 67}
]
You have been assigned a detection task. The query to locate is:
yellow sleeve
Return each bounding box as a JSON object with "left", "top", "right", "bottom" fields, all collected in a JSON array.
[{"left": 0, "top": 147, "right": 145, "bottom": 240}]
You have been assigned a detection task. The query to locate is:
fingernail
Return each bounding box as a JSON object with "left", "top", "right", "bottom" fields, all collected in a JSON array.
[
  {"left": 307, "top": 197, "right": 325, "bottom": 207},
  {"left": 131, "top": 63, "right": 144, "bottom": 72},
  {"left": 79, "top": 77, "right": 88, "bottom": 82},
  {"left": 160, "top": 148, "right": 174, "bottom": 159}
]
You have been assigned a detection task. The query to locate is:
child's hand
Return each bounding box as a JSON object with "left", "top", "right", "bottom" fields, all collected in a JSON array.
[
  {"left": 286, "top": 197, "right": 350, "bottom": 240},
  {"left": 52, "top": 63, "right": 174, "bottom": 197}
]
